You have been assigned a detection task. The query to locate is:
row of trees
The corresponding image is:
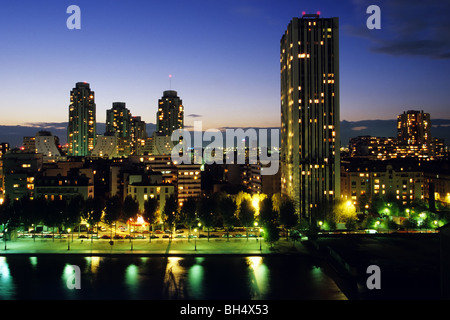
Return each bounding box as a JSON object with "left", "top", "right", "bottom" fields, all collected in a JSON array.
[
  {"left": 0, "top": 194, "right": 144, "bottom": 239},
  {"left": 172, "top": 192, "right": 299, "bottom": 247},
  {"left": 315, "top": 193, "right": 450, "bottom": 232},
  {"left": 0, "top": 191, "right": 300, "bottom": 248}
]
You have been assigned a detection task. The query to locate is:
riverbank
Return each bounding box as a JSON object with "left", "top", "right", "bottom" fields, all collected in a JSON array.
[
  {"left": 0, "top": 237, "right": 308, "bottom": 256},
  {"left": 309, "top": 233, "right": 442, "bottom": 299}
]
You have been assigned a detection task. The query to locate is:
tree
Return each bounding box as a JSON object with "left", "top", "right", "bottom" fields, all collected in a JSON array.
[
  {"left": 271, "top": 193, "right": 282, "bottom": 214},
  {"left": 279, "top": 197, "right": 298, "bottom": 240},
  {"left": 30, "top": 196, "right": 47, "bottom": 240},
  {"left": 197, "top": 196, "right": 217, "bottom": 241},
  {"left": 259, "top": 197, "right": 277, "bottom": 227},
  {"left": 219, "top": 196, "right": 237, "bottom": 241},
  {"left": 289, "top": 229, "right": 301, "bottom": 248},
  {"left": 316, "top": 198, "right": 335, "bottom": 230},
  {"left": 0, "top": 196, "right": 19, "bottom": 242},
  {"left": 238, "top": 198, "right": 255, "bottom": 240},
  {"left": 163, "top": 194, "right": 178, "bottom": 238},
  {"left": 235, "top": 191, "right": 251, "bottom": 215},
  {"left": 334, "top": 200, "right": 357, "bottom": 226},
  {"left": 123, "top": 195, "right": 139, "bottom": 237},
  {"left": 42, "top": 198, "right": 67, "bottom": 240},
  {"left": 143, "top": 196, "right": 158, "bottom": 242},
  {"left": 65, "top": 195, "right": 84, "bottom": 235},
  {"left": 179, "top": 197, "right": 197, "bottom": 241},
  {"left": 263, "top": 221, "right": 280, "bottom": 249},
  {"left": 17, "top": 195, "right": 34, "bottom": 231},
  {"left": 83, "top": 196, "right": 105, "bottom": 237},
  {"left": 357, "top": 193, "right": 370, "bottom": 213},
  {"left": 104, "top": 195, "right": 122, "bottom": 237}
]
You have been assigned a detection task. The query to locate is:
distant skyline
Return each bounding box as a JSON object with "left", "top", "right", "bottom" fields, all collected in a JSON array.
[{"left": 0, "top": 0, "right": 449, "bottom": 130}]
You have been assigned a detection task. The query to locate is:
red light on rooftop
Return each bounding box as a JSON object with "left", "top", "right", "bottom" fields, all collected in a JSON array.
[
  {"left": 317, "top": 11, "right": 321, "bottom": 16},
  {"left": 302, "top": 11, "right": 306, "bottom": 16}
]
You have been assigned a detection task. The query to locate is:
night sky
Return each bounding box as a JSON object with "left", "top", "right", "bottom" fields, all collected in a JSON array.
[{"left": 0, "top": 0, "right": 449, "bottom": 130}]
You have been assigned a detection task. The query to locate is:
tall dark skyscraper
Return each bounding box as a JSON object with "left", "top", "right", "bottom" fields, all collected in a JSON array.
[
  {"left": 67, "top": 82, "right": 96, "bottom": 156},
  {"left": 106, "top": 102, "right": 132, "bottom": 138},
  {"left": 156, "top": 90, "right": 184, "bottom": 136},
  {"left": 280, "top": 14, "right": 340, "bottom": 223}
]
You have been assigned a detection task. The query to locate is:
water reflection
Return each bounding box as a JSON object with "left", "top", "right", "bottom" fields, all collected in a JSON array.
[
  {"left": 125, "top": 264, "right": 139, "bottom": 298},
  {"left": 0, "top": 255, "right": 346, "bottom": 300},
  {"left": 29, "top": 257, "right": 38, "bottom": 269},
  {"left": 164, "top": 257, "right": 186, "bottom": 299},
  {"left": 247, "top": 256, "right": 269, "bottom": 299},
  {"left": 0, "top": 257, "right": 14, "bottom": 299},
  {"left": 84, "top": 256, "right": 100, "bottom": 274},
  {"left": 187, "top": 257, "right": 205, "bottom": 299}
]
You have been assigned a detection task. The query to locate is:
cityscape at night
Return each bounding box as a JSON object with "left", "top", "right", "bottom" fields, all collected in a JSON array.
[{"left": 0, "top": 0, "right": 449, "bottom": 312}]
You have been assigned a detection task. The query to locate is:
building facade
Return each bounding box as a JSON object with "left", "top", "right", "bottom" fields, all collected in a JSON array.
[
  {"left": 67, "top": 82, "right": 96, "bottom": 156},
  {"left": 280, "top": 14, "right": 340, "bottom": 223},
  {"left": 397, "top": 110, "right": 431, "bottom": 158},
  {"left": 106, "top": 102, "right": 132, "bottom": 138},
  {"left": 3, "top": 151, "right": 43, "bottom": 200},
  {"left": 34, "top": 131, "right": 62, "bottom": 162},
  {"left": 341, "top": 159, "right": 424, "bottom": 210},
  {"left": 156, "top": 90, "right": 184, "bottom": 137}
]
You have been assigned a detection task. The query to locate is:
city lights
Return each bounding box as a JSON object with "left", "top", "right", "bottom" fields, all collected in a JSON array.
[{"left": 0, "top": 2, "right": 447, "bottom": 304}]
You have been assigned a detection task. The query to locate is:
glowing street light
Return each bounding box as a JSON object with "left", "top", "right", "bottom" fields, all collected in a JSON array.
[
  {"left": 194, "top": 228, "right": 198, "bottom": 251},
  {"left": 259, "top": 228, "right": 263, "bottom": 252},
  {"left": 67, "top": 228, "right": 71, "bottom": 250}
]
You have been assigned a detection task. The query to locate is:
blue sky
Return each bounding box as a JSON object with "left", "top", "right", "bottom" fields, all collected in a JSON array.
[{"left": 0, "top": 0, "right": 449, "bottom": 130}]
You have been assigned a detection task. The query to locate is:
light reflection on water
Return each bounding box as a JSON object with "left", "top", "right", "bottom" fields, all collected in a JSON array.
[
  {"left": 0, "top": 257, "right": 15, "bottom": 299},
  {"left": 0, "top": 255, "right": 346, "bottom": 300},
  {"left": 247, "top": 256, "right": 269, "bottom": 299}
]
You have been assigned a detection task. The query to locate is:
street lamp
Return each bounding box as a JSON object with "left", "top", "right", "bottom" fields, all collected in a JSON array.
[
  {"left": 194, "top": 228, "right": 198, "bottom": 251},
  {"left": 375, "top": 221, "right": 380, "bottom": 231},
  {"left": 254, "top": 222, "right": 258, "bottom": 240},
  {"left": 67, "top": 228, "right": 71, "bottom": 250},
  {"left": 259, "top": 228, "right": 263, "bottom": 252}
]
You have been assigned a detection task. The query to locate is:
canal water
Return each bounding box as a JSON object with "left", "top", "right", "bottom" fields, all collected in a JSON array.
[{"left": 0, "top": 255, "right": 346, "bottom": 300}]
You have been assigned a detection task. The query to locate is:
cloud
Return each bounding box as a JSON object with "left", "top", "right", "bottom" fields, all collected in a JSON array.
[
  {"left": 23, "top": 122, "right": 68, "bottom": 130},
  {"left": 186, "top": 114, "right": 203, "bottom": 118},
  {"left": 351, "top": 126, "right": 368, "bottom": 131},
  {"left": 347, "top": 0, "right": 450, "bottom": 59}
]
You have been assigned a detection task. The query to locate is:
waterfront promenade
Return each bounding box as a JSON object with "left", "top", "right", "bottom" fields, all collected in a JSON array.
[{"left": 0, "top": 237, "right": 308, "bottom": 256}]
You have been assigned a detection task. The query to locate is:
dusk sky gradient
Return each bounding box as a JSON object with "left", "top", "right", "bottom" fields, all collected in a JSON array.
[{"left": 0, "top": 0, "right": 449, "bottom": 130}]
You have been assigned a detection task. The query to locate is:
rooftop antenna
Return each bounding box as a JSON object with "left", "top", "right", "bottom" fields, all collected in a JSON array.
[{"left": 169, "top": 74, "right": 172, "bottom": 90}]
